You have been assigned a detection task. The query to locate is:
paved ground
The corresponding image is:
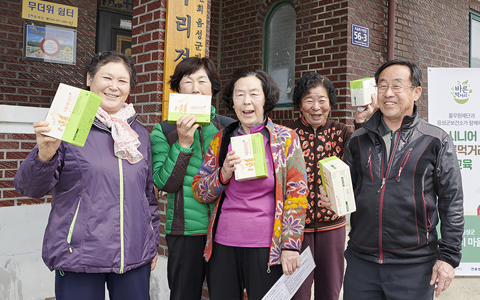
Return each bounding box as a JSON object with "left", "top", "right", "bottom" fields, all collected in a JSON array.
[{"left": 336, "top": 277, "right": 480, "bottom": 300}]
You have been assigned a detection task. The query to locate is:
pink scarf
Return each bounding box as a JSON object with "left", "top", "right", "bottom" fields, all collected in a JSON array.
[{"left": 96, "top": 103, "right": 143, "bottom": 164}]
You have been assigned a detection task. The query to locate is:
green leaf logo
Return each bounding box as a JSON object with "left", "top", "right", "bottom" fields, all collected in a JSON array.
[{"left": 451, "top": 80, "right": 473, "bottom": 104}]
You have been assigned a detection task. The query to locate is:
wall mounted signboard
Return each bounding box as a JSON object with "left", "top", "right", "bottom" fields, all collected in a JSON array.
[
  {"left": 23, "top": 23, "right": 77, "bottom": 65},
  {"left": 352, "top": 24, "right": 369, "bottom": 48},
  {"left": 22, "top": 0, "right": 78, "bottom": 27}
]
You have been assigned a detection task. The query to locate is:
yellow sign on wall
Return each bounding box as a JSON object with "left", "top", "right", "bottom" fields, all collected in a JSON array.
[
  {"left": 162, "top": 0, "right": 208, "bottom": 120},
  {"left": 22, "top": 0, "right": 78, "bottom": 28}
]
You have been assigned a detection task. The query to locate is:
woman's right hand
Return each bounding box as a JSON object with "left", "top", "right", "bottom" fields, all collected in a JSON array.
[
  {"left": 319, "top": 187, "right": 332, "bottom": 209},
  {"left": 220, "top": 150, "right": 241, "bottom": 182},
  {"left": 177, "top": 115, "right": 200, "bottom": 148},
  {"left": 34, "top": 121, "right": 61, "bottom": 162}
]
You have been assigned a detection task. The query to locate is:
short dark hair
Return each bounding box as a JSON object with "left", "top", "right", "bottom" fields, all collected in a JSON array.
[
  {"left": 374, "top": 59, "right": 422, "bottom": 87},
  {"left": 292, "top": 73, "right": 337, "bottom": 108},
  {"left": 222, "top": 68, "right": 279, "bottom": 113},
  {"left": 169, "top": 57, "right": 221, "bottom": 96},
  {"left": 83, "top": 50, "right": 138, "bottom": 92}
]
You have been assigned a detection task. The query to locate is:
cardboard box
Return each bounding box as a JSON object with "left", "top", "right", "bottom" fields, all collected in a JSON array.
[
  {"left": 230, "top": 133, "right": 268, "bottom": 181},
  {"left": 319, "top": 156, "right": 356, "bottom": 216},
  {"left": 42, "top": 83, "right": 102, "bottom": 147},
  {"left": 350, "top": 77, "right": 375, "bottom": 107},
  {"left": 168, "top": 93, "right": 211, "bottom": 125}
]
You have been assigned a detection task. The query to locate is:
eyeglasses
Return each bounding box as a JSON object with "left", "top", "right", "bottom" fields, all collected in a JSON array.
[{"left": 375, "top": 84, "right": 418, "bottom": 94}]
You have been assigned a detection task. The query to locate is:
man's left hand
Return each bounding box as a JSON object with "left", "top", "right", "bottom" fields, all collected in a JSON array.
[{"left": 430, "top": 260, "right": 455, "bottom": 297}]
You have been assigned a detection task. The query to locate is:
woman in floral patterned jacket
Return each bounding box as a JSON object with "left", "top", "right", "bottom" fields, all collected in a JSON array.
[
  {"left": 192, "top": 68, "right": 308, "bottom": 300},
  {"left": 286, "top": 72, "right": 376, "bottom": 300}
]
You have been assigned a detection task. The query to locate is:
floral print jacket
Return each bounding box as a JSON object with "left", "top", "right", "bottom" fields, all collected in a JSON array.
[
  {"left": 192, "top": 118, "right": 308, "bottom": 266},
  {"left": 287, "top": 116, "right": 353, "bottom": 232}
]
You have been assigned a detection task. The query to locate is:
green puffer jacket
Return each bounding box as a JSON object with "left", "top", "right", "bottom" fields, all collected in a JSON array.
[{"left": 151, "top": 106, "right": 234, "bottom": 235}]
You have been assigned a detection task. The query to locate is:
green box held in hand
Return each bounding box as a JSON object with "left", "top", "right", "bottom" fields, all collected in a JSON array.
[
  {"left": 318, "top": 156, "right": 356, "bottom": 216},
  {"left": 168, "top": 93, "right": 211, "bottom": 125},
  {"left": 42, "top": 83, "right": 102, "bottom": 147},
  {"left": 230, "top": 133, "right": 268, "bottom": 181},
  {"left": 350, "top": 77, "right": 375, "bottom": 107}
]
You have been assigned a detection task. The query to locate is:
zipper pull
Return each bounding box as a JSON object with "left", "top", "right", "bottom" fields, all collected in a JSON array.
[
  {"left": 377, "top": 178, "right": 386, "bottom": 193},
  {"left": 396, "top": 167, "right": 403, "bottom": 182},
  {"left": 267, "top": 264, "right": 271, "bottom": 273},
  {"left": 366, "top": 148, "right": 372, "bottom": 168},
  {"left": 426, "top": 231, "right": 429, "bottom": 244}
]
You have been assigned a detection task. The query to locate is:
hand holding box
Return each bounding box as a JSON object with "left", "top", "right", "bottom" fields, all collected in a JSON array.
[
  {"left": 168, "top": 93, "right": 212, "bottom": 125},
  {"left": 230, "top": 133, "right": 268, "bottom": 181},
  {"left": 42, "top": 83, "right": 102, "bottom": 147},
  {"left": 318, "top": 156, "right": 356, "bottom": 216},
  {"left": 350, "top": 77, "right": 375, "bottom": 107}
]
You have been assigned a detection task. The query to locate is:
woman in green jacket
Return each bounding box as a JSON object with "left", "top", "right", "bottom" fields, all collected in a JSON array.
[{"left": 150, "top": 57, "right": 233, "bottom": 300}]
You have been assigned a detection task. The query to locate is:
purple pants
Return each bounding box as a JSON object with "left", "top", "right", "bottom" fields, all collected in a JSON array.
[{"left": 292, "top": 226, "right": 346, "bottom": 300}]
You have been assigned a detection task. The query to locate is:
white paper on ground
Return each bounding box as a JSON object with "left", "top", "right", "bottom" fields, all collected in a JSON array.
[{"left": 261, "top": 246, "right": 316, "bottom": 300}]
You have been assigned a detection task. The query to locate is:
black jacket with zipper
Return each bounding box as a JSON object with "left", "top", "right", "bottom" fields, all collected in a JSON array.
[{"left": 344, "top": 104, "right": 464, "bottom": 267}]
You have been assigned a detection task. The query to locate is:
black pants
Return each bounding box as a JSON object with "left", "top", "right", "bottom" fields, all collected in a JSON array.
[
  {"left": 209, "top": 242, "right": 283, "bottom": 300},
  {"left": 55, "top": 263, "right": 151, "bottom": 300},
  {"left": 343, "top": 249, "right": 436, "bottom": 300},
  {"left": 166, "top": 234, "right": 210, "bottom": 300}
]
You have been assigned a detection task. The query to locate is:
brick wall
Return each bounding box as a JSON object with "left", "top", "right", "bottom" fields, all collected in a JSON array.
[
  {"left": 210, "top": 0, "right": 473, "bottom": 127},
  {"left": 0, "top": 0, "right": 97, "bottom": 207},
  {"left": 0, "top": 133, "right": 53, "bottom": 207},
  {"left": 390, "top": 0, "right": 470, "bottom": 120},
  {"left": 131, "top": 0, "right": 166, "bottom": 132},
  {"left": 210, "top": 0, "right": 366, "bottom": 126},
  {"left": 0, "top": 0, "right": 97, "bottom": 107}
]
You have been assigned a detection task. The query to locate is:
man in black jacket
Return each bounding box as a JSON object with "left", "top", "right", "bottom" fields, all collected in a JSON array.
[{"left": 343, "top": 60, "right": 464, "bottom": 299}]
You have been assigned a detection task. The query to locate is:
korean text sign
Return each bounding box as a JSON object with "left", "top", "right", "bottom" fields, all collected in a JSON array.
[
  {"left": 428, "top": 68, "right": 480, "bottom": 276},
  {"left": 22, "top": 0, "right": 78, "bottom": 28},
  {"left": 162, "top": 0, "right": 208, "bottom": 120}
]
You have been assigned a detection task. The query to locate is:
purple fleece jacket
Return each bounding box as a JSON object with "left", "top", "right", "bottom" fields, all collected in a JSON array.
[{"left": 14, "top": 116, "right": 160, "bottom": 274}]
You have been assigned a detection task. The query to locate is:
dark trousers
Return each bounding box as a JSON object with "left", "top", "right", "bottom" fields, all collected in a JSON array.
[
  {"left": 292, "top": 226, "right": 346, "bottom": 300},
  {"left": 55, "top": 263, "right": 151, "bottom": 300},
  {"left": 209, "top": 242, "right": 283, "bottom": 300},
  {"left": 343, "top": 249, "right": 435, "bottom": 300},
  {"left": 166, "top": 234, "right": 210, "bottom": 300}
]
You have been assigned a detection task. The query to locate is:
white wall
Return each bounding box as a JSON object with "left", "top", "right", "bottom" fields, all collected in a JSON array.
[
  {"left": 0, "top": 204, "right": 169, "bottom": 300},
  {"left": 0, "top": 105, "right": 49, "bottom": 134}
]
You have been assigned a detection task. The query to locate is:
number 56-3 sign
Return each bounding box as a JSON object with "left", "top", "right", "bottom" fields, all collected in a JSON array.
[{"left": 352, "top": 24, "right": 369, "bottom": 48}]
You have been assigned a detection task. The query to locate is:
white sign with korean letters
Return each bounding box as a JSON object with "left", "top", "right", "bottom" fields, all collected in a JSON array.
[{"left": 428, "top": 68, "right": 480, "bottom": 276}]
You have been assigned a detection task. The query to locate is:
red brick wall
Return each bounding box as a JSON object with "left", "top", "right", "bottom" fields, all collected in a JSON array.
[
  {"left": 210, "top": 0, "right": 473, "bottom": 127},
  {"left": 390, "top": 0, "right": 470, "bottom": 120},
  {"left": 0, "top": 0, "right": 97, "bottom": 207},
  {"left": 0, "top": 134, "right": 52, "bottom": 207},
  {"left": 0, "top": 0, "right": 98, "bottom": 107},
  {"left": 130, "top": 0, "right": 166, "bottom": 132}
]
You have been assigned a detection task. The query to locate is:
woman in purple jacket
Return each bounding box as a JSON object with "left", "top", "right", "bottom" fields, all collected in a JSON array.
[{"left": 14, "top": 50, "right": 160, "bottom": 300}]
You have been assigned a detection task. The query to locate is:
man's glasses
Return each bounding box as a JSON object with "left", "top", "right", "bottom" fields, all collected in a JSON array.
[{"left": 375, "top": 84, "right": 417, "bottom": 93}]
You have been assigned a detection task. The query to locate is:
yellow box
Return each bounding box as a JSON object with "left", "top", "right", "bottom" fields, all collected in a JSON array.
[
  {"left": 350, "top": 77, "right": 375, "bottom": 107},
  {"left": 319, "top": 156, "right": 356, "bottom": 216},
  {"left": 230, "top": 133, "right": 268, "bottom": 181},
  {"left": 168, "top": 93, "right": 211, "bottom": 125},
  {"left": 42, "top": 83, "right": 101, "bottom": 147}
]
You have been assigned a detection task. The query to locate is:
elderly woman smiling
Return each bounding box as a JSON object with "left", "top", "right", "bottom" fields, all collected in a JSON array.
[
  {"left": 192, "top": 68, "right": 308, "bottom": 300},
  {"left": 286, "top": 72, "right": 376, "bottom": 300}
]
